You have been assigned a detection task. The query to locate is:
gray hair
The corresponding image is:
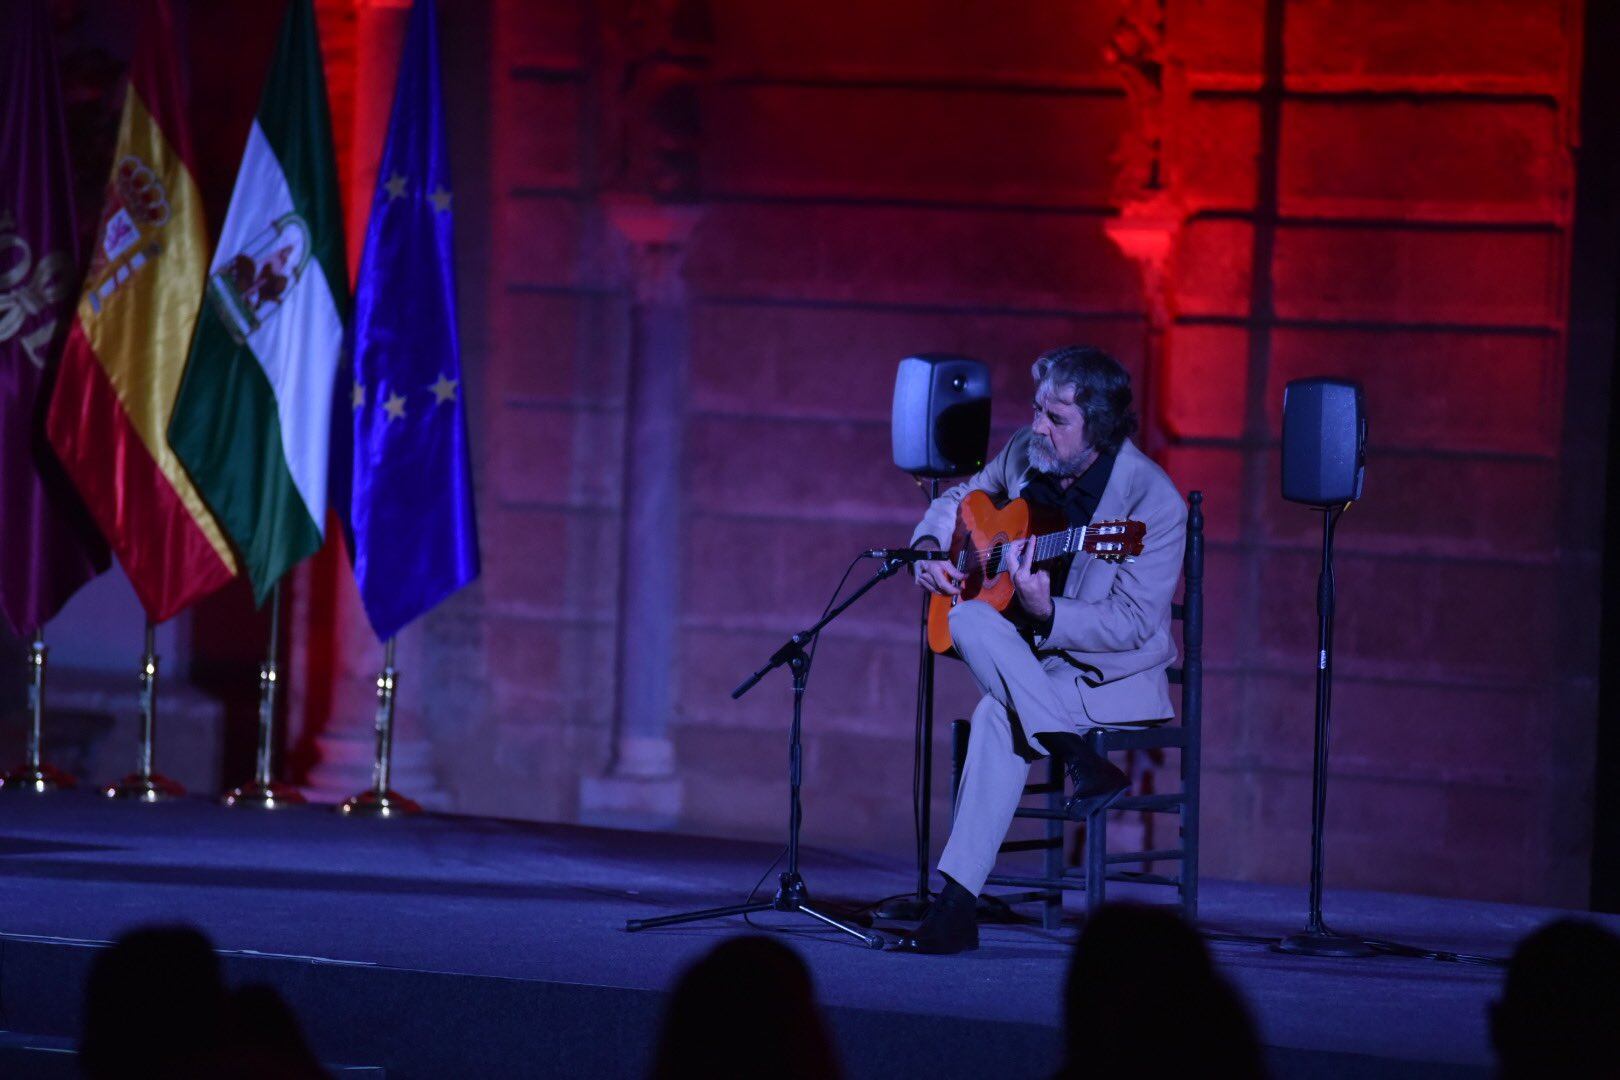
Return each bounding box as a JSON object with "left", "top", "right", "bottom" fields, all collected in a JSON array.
[{"left": 1031, "top": 345, "right": 1138, "bottom": 454}]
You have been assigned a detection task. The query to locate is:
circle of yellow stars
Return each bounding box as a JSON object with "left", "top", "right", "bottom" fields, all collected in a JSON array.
[
  {"left": 352, "top": 372, "right": 459, "bottom": 423},
  {"left": 351, "top": 172, "right": 457, "bottom": 424}
]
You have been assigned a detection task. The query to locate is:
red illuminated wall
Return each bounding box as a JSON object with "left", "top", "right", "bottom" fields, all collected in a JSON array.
[{"left": 274, "top": 0, "right": 1598, "bottom": 905}]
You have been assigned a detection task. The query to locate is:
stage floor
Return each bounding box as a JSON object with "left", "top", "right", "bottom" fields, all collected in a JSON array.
[{"left": 0, "top": 794, "right": 1605, "bottom": 1077}]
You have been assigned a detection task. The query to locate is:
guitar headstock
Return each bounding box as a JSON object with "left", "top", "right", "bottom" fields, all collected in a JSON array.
[{"left": 1081, "top": 519, "right": 1146, "bottom": 562}]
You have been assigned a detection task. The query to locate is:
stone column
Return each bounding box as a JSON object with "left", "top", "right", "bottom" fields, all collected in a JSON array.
[
  {"left": 1103, "top": 0, "right": 1191, "bottom": 459},
  {"left": 578, "top": 198, "right": 703, "bottom": 827}
]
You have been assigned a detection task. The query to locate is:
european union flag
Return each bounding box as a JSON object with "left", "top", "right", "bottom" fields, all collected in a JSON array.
[{"left": 344, "top": 0, "right": 478, "bottom": 641}]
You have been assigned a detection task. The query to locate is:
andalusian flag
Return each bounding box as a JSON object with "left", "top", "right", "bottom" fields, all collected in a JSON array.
[
  {"left": 168, "top": 0, "right": 347, "bottom": 604},
  {"left": 46, "top": 0, "right": 237, "bottom": 622}
]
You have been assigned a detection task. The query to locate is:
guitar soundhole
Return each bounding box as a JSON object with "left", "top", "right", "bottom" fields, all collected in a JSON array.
[{"left": 984, "top": 533, "right": 1011, "bottom": 579}]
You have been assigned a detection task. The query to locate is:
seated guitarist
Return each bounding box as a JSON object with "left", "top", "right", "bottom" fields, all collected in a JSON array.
[{"left": 896, "top": 345, "right": 1187, "bottom": 954}]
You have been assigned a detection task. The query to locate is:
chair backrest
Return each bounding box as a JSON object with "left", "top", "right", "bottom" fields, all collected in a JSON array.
[{"left": 1168, "top": 490, "right": 1204, "bottom": 735}]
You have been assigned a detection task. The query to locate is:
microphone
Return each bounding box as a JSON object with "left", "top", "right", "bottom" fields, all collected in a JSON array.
[{"left": 866, "top": 548, "right": 951, "bottom": 562}]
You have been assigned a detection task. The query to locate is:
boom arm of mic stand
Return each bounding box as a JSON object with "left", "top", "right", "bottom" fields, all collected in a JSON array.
[{"left": 731, "top": 557, "right": 909, "bottom": 700}]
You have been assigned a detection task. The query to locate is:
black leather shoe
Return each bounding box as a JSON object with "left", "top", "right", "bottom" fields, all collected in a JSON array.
[
  {"left": 1062, "top": 769, "right": 1129, "bottom": 820},
  {"left": 1035, "top": 732, "right": 1130, "bottom": 820},
  {"left": 891, "top": 877, "right": 980, "bottom": 954}
]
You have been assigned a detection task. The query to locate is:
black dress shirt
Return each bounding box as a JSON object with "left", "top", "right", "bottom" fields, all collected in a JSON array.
[{"left": 1018, "top": 448, "right": 1117, "bottom": 634}]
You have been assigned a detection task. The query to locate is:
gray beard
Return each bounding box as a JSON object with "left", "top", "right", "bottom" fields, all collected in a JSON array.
[{"left": 1028, "top": 438, "right": 1095, "bottom": 478}]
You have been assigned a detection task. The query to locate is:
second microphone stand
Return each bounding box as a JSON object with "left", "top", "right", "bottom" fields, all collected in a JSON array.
[
  {"left": 878, "top": 477, "right": 941, "bottom": 922},
  {"left": 624, "top": 556, "right": 908, "bottom": 949}
]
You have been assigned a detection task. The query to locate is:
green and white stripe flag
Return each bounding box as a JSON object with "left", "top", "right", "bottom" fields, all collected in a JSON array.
[{"left": 169, "top": 0, "right": 347, "bottom": 603}]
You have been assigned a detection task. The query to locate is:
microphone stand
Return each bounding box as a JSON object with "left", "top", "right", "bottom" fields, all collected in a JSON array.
[
  {"left": 878, "top": 477, "right": 941, "bottom": 921},
  {"left": 624, "top": 556, "right": 908, "bottom": 949}
]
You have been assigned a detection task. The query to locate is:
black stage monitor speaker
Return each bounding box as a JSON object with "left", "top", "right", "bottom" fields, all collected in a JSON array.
[
  {"left": 891, "top": 354, "right": 991, "bottom": 478},
  {"left": 1282, "top": 377, "right": 1367, "bottom": 506}
]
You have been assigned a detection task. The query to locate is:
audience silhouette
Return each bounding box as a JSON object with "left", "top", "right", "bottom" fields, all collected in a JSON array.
[
  {"left": 80, "top": 925, "right": 326, "bottom": 1079},
  {"left": 81, "top": 925, "right": 228, "bottom": 1078},
  {"left": 221, "top": 983, "right": 329, "bottom": 1079},
  {"left": 1491, "top": 917, "right": 1620, "bottom": 1078},
  {"left": 85, "top": 905, "right": 1620, "bottom": 1077},
  {"left": 650, "top": 935, "right": 842, "bottom": 1080},
  {"left": 1058, "top": 903, "right": 1266, "bottom": 1079}
]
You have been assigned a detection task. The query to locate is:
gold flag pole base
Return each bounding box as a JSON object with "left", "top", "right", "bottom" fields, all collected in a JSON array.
[
  {"left": 1, "top": 631, "right": 76, "bottom": 794},
  {"left": 337, "top": 638, "right": 419, "bottom": 818},
  {"left": 1, "top": 763, "right": 77, "bottom": 795},
  {"left": 107, "top": 623, "right": 183, "bottom": 801},
  {"left": 222, "top": 586, "right": 303, "bottom": 810},
  {"left": 222, "top": 779, "right": 306, "bottom": 810},
  {"left": 339, "top": 788, "right": 421, "bottom": 818},
  {"left": 105, "top": 773, "right": 185, "bottom": 802}
]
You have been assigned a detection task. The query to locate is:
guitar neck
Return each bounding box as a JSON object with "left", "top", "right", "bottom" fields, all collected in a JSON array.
[
  {"left": 965, "top": 524, "right": 1090, "bottom": 567},
  {"left": 1027, "top": 525, "right": 1090, "bottom": 564}
]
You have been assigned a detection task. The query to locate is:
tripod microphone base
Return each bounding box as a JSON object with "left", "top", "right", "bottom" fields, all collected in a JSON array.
[
  {"left": 625, "top": 871, "right": 885, "bottom": 950},
  {"left": 104, "top": 773, "right": 184, "bottom": 801},
  {"left": 2, "top": 763, "right": 77, "bottom": 794},
  {"left": 1277, "top": 929, "right": 1376, "bottom": 958},
  {"left": 222, "top": 780, "right": 307, "bottom": 809}
]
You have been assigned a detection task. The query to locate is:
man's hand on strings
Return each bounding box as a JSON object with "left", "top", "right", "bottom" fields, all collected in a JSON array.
[
  {"left": 1004, "top": 537, "right": 1053, "bottom": 622},
  {"left": 913, "top": 541, "right": 965, "bottom": 597}
]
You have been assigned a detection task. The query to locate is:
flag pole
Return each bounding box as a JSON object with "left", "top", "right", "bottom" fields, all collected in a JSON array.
[
  {"left": 223, "top": 583, "right": 306, "bottom": 808},
  {"left": 339, "top": 637, "right": 420, "bottom": 817},
  {"left": 0, "top": 631, "right": 77, "bottom": 794},
  {"left": 106, "top": 622, "right": 184, "bottom": 801}
]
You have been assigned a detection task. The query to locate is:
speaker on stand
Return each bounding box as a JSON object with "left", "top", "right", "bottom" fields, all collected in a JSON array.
[
  {"left": 1276, "top": 377, "right": 1373, "bottom": 957},
  {"left": 879, "top": 355, "right": 991, "bottom": 922}
]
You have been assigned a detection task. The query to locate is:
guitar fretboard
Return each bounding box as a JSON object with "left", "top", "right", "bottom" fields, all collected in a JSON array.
[{"left": 962, "top": 526, "right": 1086, "bottom": 575}]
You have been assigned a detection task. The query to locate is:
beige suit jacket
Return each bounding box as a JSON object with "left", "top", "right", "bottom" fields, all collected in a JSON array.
[{"left": 911, "top": 428, "right": 1187, "bottom": 725}]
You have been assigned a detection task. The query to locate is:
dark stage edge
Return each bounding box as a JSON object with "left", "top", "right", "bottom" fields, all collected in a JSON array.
[{"left": 0, "top": 796, "right": 1606, "bottom": 1078}]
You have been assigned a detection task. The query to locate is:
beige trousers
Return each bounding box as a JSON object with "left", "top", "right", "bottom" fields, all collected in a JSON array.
[{"left": 936, "top": 599, "right": 1099, "bottom": 896}]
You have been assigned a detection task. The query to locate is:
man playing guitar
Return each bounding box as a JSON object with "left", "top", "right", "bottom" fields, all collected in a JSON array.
[{"left": 896, "top": 345, "right": 1188, "bottom": 954}]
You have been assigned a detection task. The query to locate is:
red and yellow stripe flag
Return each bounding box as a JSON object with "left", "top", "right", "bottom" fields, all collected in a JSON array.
[{"left": 46, "top": 0, "right": 237, "bottom": 621}]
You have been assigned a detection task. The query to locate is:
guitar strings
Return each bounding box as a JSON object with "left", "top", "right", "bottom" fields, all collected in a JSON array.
[
  {"left": 954, "top": 526, "right": 1137, "bottom": 570},
  {"left": 958, "top": 535, "right": 1078, "bottom": 567}
]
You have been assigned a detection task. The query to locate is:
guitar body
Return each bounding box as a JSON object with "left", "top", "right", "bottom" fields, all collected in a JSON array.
[{"left": 926, "top": 490, "right": 1067, "bottom": 654}]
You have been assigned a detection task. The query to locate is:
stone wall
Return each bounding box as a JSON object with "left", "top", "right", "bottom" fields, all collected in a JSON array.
[{"left": 284, "top": 0, "right": 1598, "bottom": 905}]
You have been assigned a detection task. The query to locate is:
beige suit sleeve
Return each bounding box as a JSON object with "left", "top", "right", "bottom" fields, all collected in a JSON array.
[
  {"left": 909, "top": 429, "right": 1027, "bottom": 548},
  {"left": 1037, "top": 476, "right": 1187, "bottom": 654}
]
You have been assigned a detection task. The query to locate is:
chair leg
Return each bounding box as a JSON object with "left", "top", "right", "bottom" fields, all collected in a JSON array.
[
  {"left": 1085, "top": 793, "right": 1108, "bottom": 914},
  {"left": 1043, "top": 755, "right": 1062, "bottom": 930},
  {"left": 1179, "top": 715, "right": 1201, "bottom": 921},
  {"left": 1182, "top": 776, "right": 1200, "bottom": 921}
]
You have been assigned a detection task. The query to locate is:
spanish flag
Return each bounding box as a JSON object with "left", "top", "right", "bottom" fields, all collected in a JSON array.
[{"left": 46, "top": 0, "right": 237, "bottom": 622}]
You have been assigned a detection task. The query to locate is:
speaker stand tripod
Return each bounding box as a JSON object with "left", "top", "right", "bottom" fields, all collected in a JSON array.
[
  {"left": 1277, "top": 505, "right": 1374, "bottom": 958},
  {"left": 625, "top": 559, "right": 903, "bottom": 949}
]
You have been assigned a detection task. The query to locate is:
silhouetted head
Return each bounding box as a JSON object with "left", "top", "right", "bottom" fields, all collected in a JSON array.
[
  {"left": 650, "top": 935, "right": 841, "bottom": 1080},
  {"left": 81, "top": 925, "right": 227, "bottom": 1079},
  {"left": 1491, "top": 918, "right": 1620, "bottom": 1078},
  {"left": 1061, "top": 904, "right": 1265, "bottom": 1079},
  {"left": 221, "top": 983, "right": 328, "bottom": 1079}
]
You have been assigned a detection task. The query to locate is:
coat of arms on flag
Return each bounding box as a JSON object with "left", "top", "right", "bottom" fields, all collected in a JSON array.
[{"left": 208, "top": 212, "right": 313, "bottom": 344}]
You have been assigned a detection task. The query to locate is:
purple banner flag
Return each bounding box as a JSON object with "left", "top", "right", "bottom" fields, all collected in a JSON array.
[{"left": 0, "top": 0, "right": 109, "bottom": 636}]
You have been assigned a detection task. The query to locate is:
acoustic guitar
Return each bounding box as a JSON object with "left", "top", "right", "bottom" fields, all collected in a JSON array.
[{"left": 926, "top": 489, "right": 1146, "bottom": 654}]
